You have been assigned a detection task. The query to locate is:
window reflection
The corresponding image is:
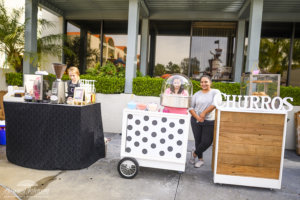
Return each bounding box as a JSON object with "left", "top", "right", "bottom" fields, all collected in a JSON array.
[
  {"left": 154, "top": 36, "right": 190, "bottom": 77},
  {"left": 191, "top": 22, "right": 236, "bottom": 81}
]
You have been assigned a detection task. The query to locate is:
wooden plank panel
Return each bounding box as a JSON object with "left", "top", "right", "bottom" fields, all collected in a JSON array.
[
  {"left": 219, "top": 132, "right": 283, "bottom": 146},
  {"left": 218, "top": 142, "right": 282, "bottom": 157},
  {"left": 216, "top": 163, "right": 280, "bottom": 179},
  {"left": 220, "top": 112, "right": 285, "bottom": 126},
  {"left": 217, "top": 153, "right": 281, "bottom": 168},
  {"left": 220, "top": 122, "right": 283, "bottom": 136}
]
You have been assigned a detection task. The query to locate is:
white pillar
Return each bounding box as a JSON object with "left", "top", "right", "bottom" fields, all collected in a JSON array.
[
  {"left": 140, "top": 18, "right": 149, "bottom": 76},
  {"left": 245, "top": 0, "right": 263, "bottom": 72},
  {"left": 233, "top": 20, "right": 246, "bottom": 82},
  {"left": 125, "top": 0, "right": 140, "bottom": 93},
  {"left": 24, "top": 0, "right": 38, "bottom": 74}
]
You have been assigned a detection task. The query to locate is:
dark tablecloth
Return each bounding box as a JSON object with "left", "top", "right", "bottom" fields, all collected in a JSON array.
[{"left": 4, "top": 102, "right": 105, "bottom": 170}]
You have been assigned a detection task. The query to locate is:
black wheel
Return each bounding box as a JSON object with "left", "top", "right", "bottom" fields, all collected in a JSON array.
[{"left": 118, "top": 157, "right": 139, "bottom": 179}]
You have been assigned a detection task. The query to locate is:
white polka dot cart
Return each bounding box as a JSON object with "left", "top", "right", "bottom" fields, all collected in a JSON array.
[
  {"left": 118, "top": 74, "right": 193, "bottom": 179},
  {"left": 118, "top": 109, "right": 190, "bottom": 178}
]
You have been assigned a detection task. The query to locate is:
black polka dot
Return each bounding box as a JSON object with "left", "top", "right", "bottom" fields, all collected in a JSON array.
[
  {"left": 127, "top": 125, "right": 133, "bottom": 130},
  {"left": 125, "top": 147, "right": 131, "bottom": 153},
  {"left": 162, "top": 117, "right": 167, "bottom": 122},
  {"left": 176, "top": 153, "right": 181, "bottom": 158},
  {"left": 159, "top": 151, "right": 165, "bottom": 156},
  {"left": 161, "top": 127, "right": 166, "bottom": 133},
  {"left": 177, "top": 140, "right": 182, "bottom": 146},
  {"left": 126, "top": 136, "right": 132, "bottom": 141},
  {"left": 151, "top": 143, "right": 156, "bottom": 148},
  {"left": 168, "top": 134, "right": 174, "bottom": 140},
  {"left": 143, "top": 126, "right": 149, "bottom": 131},
  {"left": 142, "top": 137, "right": 148, "bottom": 142},
  {"left": 152, "top": 120, "right": 157, "bottom": 125},
  {"left": 151, "top": 132, "right": 157, "bottom": 137},
  {"left": 177, "top": 129, "right": 183, "bottom": 134},
  {"left": 135, "top": 119, "right": 140, "bottom": 125},
  {"left": 169, "top": 122, "right": 175, "bottom": 128},
  {"left": 160, "top": 138, "right": 165, "bottom": 144},
  {"left": 135, "top": 131, "right": 140, "bottom": 136},
  {"left": 144, "top": 116, "right": 149, "bottom": 121},
  {"left": 179, "top": 119, "right": 185, "bottom": 124},
  {"left": 134, "top": 142, "right": 140, "bottom": 147},
  {"left": 128, "top": 114, "right": 133, "bottom": 119},
  {"left": 167, "top": 146, "right": 173, "bottom": 152},
  {"left": 142, "top": 149, "right": 147, "bottom": 154}
]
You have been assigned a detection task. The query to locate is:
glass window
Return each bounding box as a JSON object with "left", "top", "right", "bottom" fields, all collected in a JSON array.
[
  {"left": 290, "top": 38, "right": 300, "bottom": 86},
  {"left": 259, "top": 38, "right": 289, "bottom": 85},
  {"left": 190, "top": 22, "right": 236, "bottom": 81},
  {"left": 154, "top": 36, "right": 190, "bottom": 77}
]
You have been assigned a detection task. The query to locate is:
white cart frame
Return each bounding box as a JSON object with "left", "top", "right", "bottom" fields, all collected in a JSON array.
[{"left": 120, "top": 109, "right": 190, "bottom": 177}]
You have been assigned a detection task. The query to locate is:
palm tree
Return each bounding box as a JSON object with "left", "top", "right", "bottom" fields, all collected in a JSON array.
[
  {"left": 0, "top": 1, "right": 24, "bottom": 72},
  {"left": 64, "top": 35, "right": 100, "bottom": 69},
  {"left": 259, "top": 38, "right": 289, "bottom": 74},
  {"left": 0, "top": 1, "right": 73, "bottom": 72}
]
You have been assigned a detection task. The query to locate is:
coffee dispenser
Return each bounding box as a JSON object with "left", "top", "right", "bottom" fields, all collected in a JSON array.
[{"left": 50, "top": 63, "right": 67, "bottom": 104}]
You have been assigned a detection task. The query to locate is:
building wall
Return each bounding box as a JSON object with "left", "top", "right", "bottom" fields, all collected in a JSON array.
[
  {"left": 39, "top": 9, "right": 63, "bottom": 74},
  {"left": 0, "top": 1, "right": 63, "bottom": 90}
]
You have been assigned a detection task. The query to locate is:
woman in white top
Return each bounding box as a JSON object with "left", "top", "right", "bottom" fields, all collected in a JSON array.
[{"left": 189, "top": 75, "right": 221, "bottom": 168}]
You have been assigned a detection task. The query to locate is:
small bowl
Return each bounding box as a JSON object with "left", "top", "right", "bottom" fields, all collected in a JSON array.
[
  {"left": 127, "top": 101, "right": 136, "bottom": 109},
  {"left": 137, "top": 103, "right": 147, "bottom": 110},
  {"left": 147, "top": 103, "right": 158, "bottom": 112}
]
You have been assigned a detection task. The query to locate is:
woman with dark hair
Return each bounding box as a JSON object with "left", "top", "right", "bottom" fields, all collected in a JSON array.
[
  {"left": 163, "top": 77, "right": 188, "bottom": 114},
  {"left": 189, "top": 75, "right": 221, "bottom": 168},
  {"left": 169, "top": 78, "right": 185, "bottom": 94}
]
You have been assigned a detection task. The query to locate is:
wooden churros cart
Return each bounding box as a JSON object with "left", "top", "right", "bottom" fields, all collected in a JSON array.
[{"left": 212, "top": 94, "right": 292, "bottom": 189}]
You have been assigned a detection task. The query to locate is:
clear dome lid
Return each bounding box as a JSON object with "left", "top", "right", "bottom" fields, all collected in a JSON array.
[
  {"left": 161, "top": 74, "right": 193, "bottom": 96},
  {"left": 160, "top": 74, "right": 193, "bottom": 108}
]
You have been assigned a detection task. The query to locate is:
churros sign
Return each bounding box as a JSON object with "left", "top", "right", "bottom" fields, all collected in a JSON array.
[{"left": 214, "top": 93, "right": 293, "bottom": 112}]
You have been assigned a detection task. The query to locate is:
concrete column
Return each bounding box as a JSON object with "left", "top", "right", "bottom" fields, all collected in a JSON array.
[
  {"left": 245, "top": 0, "right": 263, "bottom": 72},
  {"left": 61, "top": 17, "right": 67, "bottom": 64},
  {"left": 233, "top": 20, "right": 246, "bottom": 82},
  {"left": 140, "top": 18, "right": 149, "bottom": 76},
  {"left": 125, "top": 0, "right": 140, "bottom": 93},
  {"left": 100, "top": 20, "right": 104, "bottom": 66},
  {"left": 148, "top": 32, "right": 156, "bottom": 77},
  {"left": 24, "top": 0, "right": 38, "bottom": 74},
  {"left": 79, "top": 28, "right": 87, "bottom": 74}
]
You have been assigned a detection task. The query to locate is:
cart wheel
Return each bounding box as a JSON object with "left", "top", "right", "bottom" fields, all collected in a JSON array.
[{"left": 118, "top": 157, "right": 139, "bottom": 179}]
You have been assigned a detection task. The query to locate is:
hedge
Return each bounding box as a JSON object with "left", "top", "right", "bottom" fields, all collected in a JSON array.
[
  {"left": 5, "top": 72, "right": 300, "bottom": 105},
  {"left": 133, "top": 77, "right": 163, "bottom": 96},
  {"left": 80, "top": 74, "right": 125, "bottom": 94},
  {"left": 280, "top": 86, "right": 300, "bottom": 106}
]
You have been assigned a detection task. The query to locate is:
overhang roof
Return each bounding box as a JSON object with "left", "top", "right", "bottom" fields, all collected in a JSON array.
[{"left": 39, "top": 0, "right": 300, "bottom": 22}]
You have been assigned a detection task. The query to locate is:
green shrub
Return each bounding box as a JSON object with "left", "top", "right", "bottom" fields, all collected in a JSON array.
[
  {"left": 280, "top": 86, "right": 300, "bottom": 106},
  {"left": 80, "top": 74, "right": 125, "bottom": 94},
  {"left": 5, "top": 72, "right": 69, "bottom": 87},
  {"left": 5, "top": 72, "right": 23, "bottom": 86},
  {"left": 133, "top": 77, "right": 164, "bottom": 96},
  {"left": 191, "top": 80, "right": 240, "bottom": 95},
  {"left": 4, "top": 72, "right": 300, "bottom": 105},
  {"left": 211, "top": 82, "right": 240, "bottom": 95}
]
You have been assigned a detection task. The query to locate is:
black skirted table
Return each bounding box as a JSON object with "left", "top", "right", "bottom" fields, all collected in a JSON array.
[{"left": 3, "top": 101, "right": 105, "bottom": 170}]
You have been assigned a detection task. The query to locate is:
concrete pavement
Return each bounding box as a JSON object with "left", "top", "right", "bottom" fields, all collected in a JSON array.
[{"left": 0, "top": 133, "right": 299, "bottom": 200}]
